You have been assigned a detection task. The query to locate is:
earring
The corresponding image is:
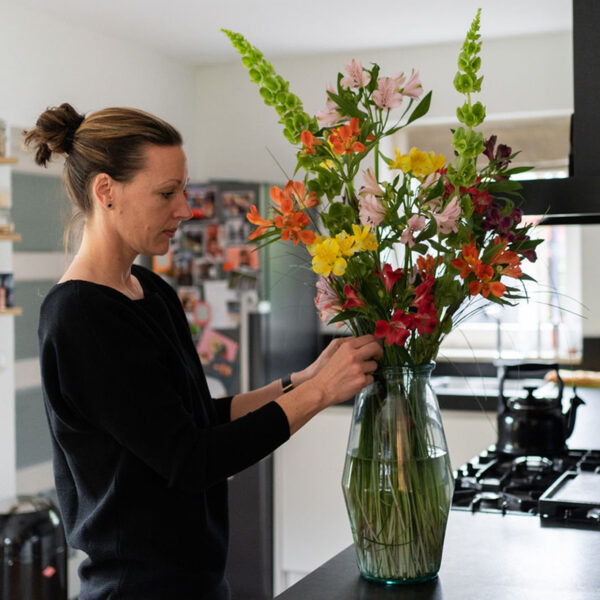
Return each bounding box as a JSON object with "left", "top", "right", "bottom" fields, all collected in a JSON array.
[{"left": 107, "top": 203, "right": 113, "bottom": 208}]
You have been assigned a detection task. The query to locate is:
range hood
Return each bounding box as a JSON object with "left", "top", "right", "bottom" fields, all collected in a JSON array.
[{"left": 521, "top": 1, "right": 600, "bottom": 225}]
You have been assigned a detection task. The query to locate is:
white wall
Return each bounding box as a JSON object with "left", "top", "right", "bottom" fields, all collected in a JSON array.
[
  {"left": 0, "top": 5, "right": 198, "bottom": 173},
  {"left": 193, "top": 31, "right": 573, "bottom": 181}
]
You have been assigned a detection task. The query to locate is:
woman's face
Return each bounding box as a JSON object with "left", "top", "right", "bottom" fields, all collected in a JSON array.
[{"left": 110, "top": 144, "right": 192, "bottom": 257}]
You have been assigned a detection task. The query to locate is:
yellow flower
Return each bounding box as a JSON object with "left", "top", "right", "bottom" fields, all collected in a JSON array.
[
  {"left": 351, "top": 224, "right": 378, "bottom": 251},
  {"left": 311, "top": 238, "right": 348, "bottom": 277},
  {"left": 390, "top": 146, "right": 445, "bottom": 179},
  {"left": 335, "top": 231, "right": 356, "bottom": 257},
  {"left": 306, "top": 235, "right": 326, "bottom": 257},
  {"left": 319, "top": 159, "right": 335, "bottom": 169}
]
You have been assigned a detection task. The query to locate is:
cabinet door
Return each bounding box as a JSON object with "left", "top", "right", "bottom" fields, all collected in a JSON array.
[{"left": 273, "top": 406, "right": 353, "bottom": 592}]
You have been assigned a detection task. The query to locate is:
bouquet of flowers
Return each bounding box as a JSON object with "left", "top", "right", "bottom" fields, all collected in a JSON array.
[
  {"left": 223, "top": 11, "right": 542, "bottom": 369},
  {"left": 223, "top": 10, "right": 544, "bottom": 583}
]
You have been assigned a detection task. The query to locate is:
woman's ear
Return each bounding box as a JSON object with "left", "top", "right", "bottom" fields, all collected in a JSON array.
[{"left": 91, "top": 173, "right": 115, "bottom": 210}]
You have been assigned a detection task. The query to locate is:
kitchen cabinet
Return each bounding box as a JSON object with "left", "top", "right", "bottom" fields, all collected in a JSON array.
[{"left": 274, "top": 509, "right": 600, "bottom": 600}]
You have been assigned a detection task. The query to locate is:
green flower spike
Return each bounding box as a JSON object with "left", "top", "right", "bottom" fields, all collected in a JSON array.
[
  {"left": 448, "top": 9, "right": 486, "bottom": 188},
  {"left": 222, "top": 29, "right": 317, "bottom": 144}
]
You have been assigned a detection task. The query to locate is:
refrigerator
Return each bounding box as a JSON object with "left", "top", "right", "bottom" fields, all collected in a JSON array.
[{"left": 153, "top": 180, "right": 319, "bottom": 599}]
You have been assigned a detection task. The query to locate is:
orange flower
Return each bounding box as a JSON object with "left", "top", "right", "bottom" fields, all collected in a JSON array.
[
  {"left": 469, "top": 279, "right": 506, "bottom": 298},
  {"left": 284, "top": 180, "right": 320, "bottom": 209},
  {"left": 489, "top": 238, "right": 523, "bottom": 279},
  {"left": 274, "top": 211, "right": 316, "bottom": 245},
  {"left": 451, "top": 243, "right": 481, "bottom": 279},
  {"left": 270, "top": 185, "right": 294, "bottom": 215},
  {"left": 417, "top": 254, "right": 442, "bottom": 275},
  {"left": 246, "top": 205, "right": 273, "bottom": 240},
  {"left": 329, "top": 117, "right": 366, "bottom": 155},
  {"left": 301, "top": 130, "right": 319, "bottom": 154}
]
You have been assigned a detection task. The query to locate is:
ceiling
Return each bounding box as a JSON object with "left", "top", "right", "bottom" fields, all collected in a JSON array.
[{"left": 17, "top": 0, "right": 572, "bottom": 65}]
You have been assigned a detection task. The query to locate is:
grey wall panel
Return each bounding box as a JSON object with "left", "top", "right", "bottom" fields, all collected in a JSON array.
[
  {"left": 11, "top": 172, "right": 70, "bottom": 252},
  {"left": 14, "top": 280, "right": 55, "bottom": 360},
  {"left": 16, "top": 387, "right": 52, "bottom": 469}
]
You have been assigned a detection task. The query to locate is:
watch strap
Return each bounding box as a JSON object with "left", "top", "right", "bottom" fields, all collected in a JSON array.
[{"left": 281, "top": 373, "right": 294, "bottom": 393}]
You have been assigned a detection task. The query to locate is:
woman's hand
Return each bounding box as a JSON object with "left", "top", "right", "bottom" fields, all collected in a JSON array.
[
  {"left": 308, "top": 335, "right": 383, "bottom": 407},
  {"left": 292, "top": 337, "right": 347, "bottom": 386}
]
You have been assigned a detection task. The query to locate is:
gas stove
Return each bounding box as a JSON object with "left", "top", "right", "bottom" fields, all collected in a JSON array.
[{"left": 452, "top": 447, "right": 600, "bottom": 528}]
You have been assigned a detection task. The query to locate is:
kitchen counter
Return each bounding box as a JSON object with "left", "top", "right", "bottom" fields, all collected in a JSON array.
[
  {"left": 275, "top": 510, "right": 600, "bottom": 600},
  {"left": 276, "top": 389, "right": 600, "bottom": 600}
]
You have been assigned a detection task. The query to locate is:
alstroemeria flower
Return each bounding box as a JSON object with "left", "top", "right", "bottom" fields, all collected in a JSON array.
[
  {"left": 466, "top": 187, "right": 492, "bottom": 215},
  {"left": 489, "top": 238, "right": 523, "bottom": 279},
  {"left": 340, "top": 59, "right": 370, "bottom": 89},
  {"left": 359, "top": 168, "right": 385, "bottom": 197},
  {"left": 317, "top": 83, "right": 343, "bottom": 127},
  {"left": 329, "top": 117, "right": 366, "bottom": 155},
  {"left": 374, "top": 310, "right": 413, "bottom": 347},
  {"left": 432, "top": 198, "right": 461, "bottom": 234},
  {"left": 372, "top": 77, "right": 404, "bottom": 109},
  {"left": 451, "top": 243, "right": 481, "bottom": 279},
  {"left": 390, "top": 147, "right": 446, "bottom": 179},
  {"left": 300, "top": 130, "right": 318, "bottom": 154},
  {"left": 401, "top": 69, "right": 423, "bottom": 99},
  {"left": 412, "top": 301, "right": 438, "bottom": 335},
  {"left": 400, "top": 214, "right": 427, "bottom": 247},
  {"left": 311, "top": 238, "right": 347, "bottom": 277},
  {"left": 284, "top": 180, "right": 319, "bottom": 209},
  {"left": 342, "top": 283, "right": 366, "bottom": 310},
  {"left": 315, "top": 276, "right": 342, "bottom": 324},
  {"left": 358, "top": 193, "right": 385, "bottom": 227},
  {"left": 335, "top": 231, "right": 357, "bottom": 257},
  {"left": 375, "top": 263, "right": 403, "bottom": 294},
  {"left": 412, "top": 274, "right": 435, "bottom": 311},
  {"left": 351, "top": 224, "right": 378, "bottom": 251},
  {"left": 416, "top": 254, "right": 440, "bottom": 276},
  {"left": 246, "top": 205, "right": 273, "bottom": 240},
  {"left": 274, "top": 211, "right": 316, "bottom": 246}
]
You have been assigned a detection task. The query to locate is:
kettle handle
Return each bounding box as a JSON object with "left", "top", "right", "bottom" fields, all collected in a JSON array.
[{"left": 497, "top": 362, "right": 563, "bottom": 411}]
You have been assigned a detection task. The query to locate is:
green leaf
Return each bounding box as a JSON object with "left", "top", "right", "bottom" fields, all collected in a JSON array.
[{"left": 406, "top": 91, "right": 432, "bottom": 125}]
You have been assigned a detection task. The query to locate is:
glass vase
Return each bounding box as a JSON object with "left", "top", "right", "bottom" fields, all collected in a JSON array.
[{"left": 341, "top": 364, "right": 454, "bottom": 584}]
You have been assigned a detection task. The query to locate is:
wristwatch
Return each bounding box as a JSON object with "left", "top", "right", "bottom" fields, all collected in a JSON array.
[{"left": 281, "top": 373, "right": 294, "bottom": 393}]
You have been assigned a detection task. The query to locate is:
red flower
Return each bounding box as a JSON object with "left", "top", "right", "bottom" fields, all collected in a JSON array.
[
  {"left": 413, "top": 301, "right": 438, "bottom": 334},
  {"left": 374, "top": 310, "right": 413, "bottom": 347},
  {"left": 412, "top": 275, "right": 435, "bottom": 310},
  {"left": 375, "top": 263, "right": 403, "bottom": 294},
  {"left": 465, "top": 187, "right": 492, "bottom": 215},
  {"left": 301, "top": 130, "right": 318, "bottom": 154},
  {"left": 246, "top": 205, "right": 273, "bottom": 240},
  {"left": 342, "top": 284, "right": 366, "bottom": 310}
]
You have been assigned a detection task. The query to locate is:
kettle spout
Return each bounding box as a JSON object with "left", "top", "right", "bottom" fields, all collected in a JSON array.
[{"left": 565, "top": 393, "right": 586, "bottom": 439}]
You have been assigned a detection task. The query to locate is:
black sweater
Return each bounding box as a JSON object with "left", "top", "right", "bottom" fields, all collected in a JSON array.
[{"left": 38, "top": 265, "right": 290, "bottom": 599}]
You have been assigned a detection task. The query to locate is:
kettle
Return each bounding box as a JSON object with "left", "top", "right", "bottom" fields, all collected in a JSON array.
[{"left": 496, "top": 362, "right": 585, "bottom": 456}]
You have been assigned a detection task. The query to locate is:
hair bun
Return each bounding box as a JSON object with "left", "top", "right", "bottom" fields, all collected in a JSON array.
[{"left": 23, "top": 103, "right": 85, "bottom": 166}]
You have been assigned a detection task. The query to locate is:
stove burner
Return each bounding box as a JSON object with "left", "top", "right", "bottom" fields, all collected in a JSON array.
[
  {"left": 452, "top": 447, "right": 599, "bottom": 523},
  {"left": 512, "top": 455, "right": 553, "bottom": 472}
]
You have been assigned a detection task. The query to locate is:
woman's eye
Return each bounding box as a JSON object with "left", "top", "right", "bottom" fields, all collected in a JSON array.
[{"left": 161, "top": 192, "right": 174, "bottom": 199}]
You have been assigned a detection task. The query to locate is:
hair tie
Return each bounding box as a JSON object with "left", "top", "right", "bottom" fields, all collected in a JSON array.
[{"left": 64, "top": 115, "right": 85, "bottom": 154}]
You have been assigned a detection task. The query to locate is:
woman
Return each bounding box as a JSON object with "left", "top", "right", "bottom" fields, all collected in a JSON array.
[{"left": 26, "top": 103, "right": 382, "bottom": 599}]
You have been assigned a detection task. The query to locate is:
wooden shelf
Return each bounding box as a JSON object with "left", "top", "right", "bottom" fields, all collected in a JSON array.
[
  {"left": 0, "top": 157, "right": 18, "bottom": 165},
  {"left": 0, "top": 233, "right": 21, "bottom": 242},
  {"left": 0, "top": 307, "right": 22, "bottom": 316}
]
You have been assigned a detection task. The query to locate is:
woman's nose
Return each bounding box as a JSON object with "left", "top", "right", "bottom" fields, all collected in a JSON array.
[{"left": 176, "top": 191, "right": 194, "bottom": 221}]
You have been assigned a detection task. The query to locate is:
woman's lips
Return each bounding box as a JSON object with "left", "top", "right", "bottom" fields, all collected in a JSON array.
[{"left": 163, "top": 229, "right": 177, "bottom": 238}]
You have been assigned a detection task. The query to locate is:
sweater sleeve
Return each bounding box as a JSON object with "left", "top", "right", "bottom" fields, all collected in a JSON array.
[{"left": 45, "top": 287, "right": 289, "bottom": 494}]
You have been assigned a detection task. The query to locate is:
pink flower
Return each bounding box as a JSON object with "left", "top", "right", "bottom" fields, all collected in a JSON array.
[
  {"left": 317, "top": 83, "right": 343, "bottom": 127},
  {"left": 402, "top": 70, "right": 423, "bottom": 100},
  {"left": 359, "top": 168, "right": 384, "bottom": 197},
  {"left": 372, "top": 77, "right": 404, "bottom": 109},
  {"left": 359, "top": 194, "right": 385, "bottom": 226},
  {"left": 315, "top": 276, "right": 342, "bottom": 324},
  {"left": 400, "top": 214, "right": 427, "bottom": 247},
  {"left": 340, "top": 59, "right": 370, "bottom": 89},
  {"left": 432, "top": 198, "right": 461, "bottom": 234}
]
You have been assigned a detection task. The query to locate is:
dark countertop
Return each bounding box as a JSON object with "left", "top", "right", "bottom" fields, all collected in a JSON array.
[
  {"left": 275, "top": 510, "right": 600, "bottom": 600},
  {"left": 276, "top": 390, "right": 600, "bottom": 600}
]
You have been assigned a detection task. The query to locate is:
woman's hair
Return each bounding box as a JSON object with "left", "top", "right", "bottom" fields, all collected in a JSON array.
[{"left": 23, "top": 103, "right": 183, "bottom": 253}]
